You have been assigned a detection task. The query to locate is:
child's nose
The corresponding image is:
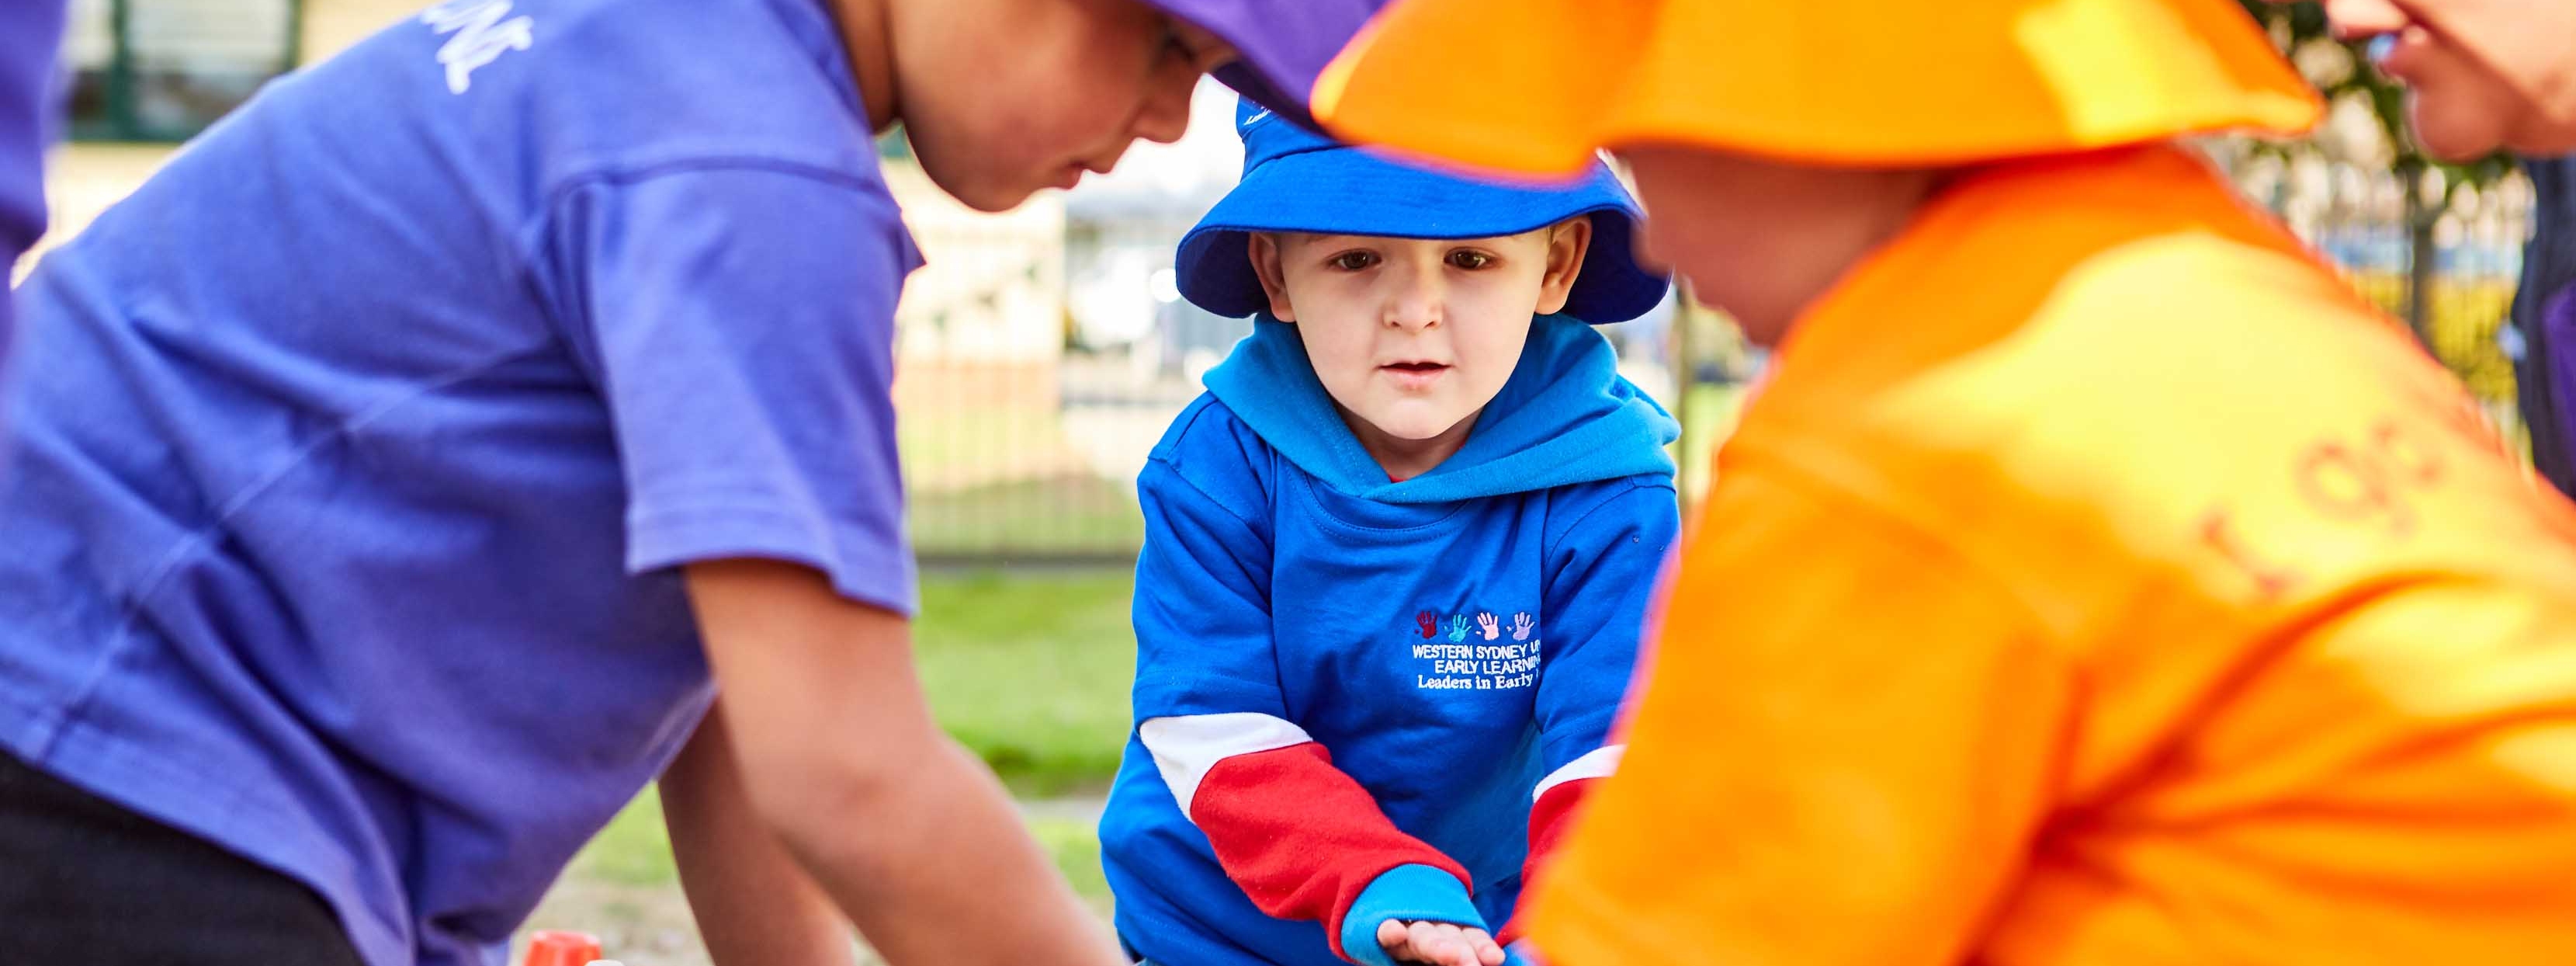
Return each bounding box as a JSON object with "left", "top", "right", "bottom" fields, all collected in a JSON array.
[
  {"left": 1383, "top": 268, "right": 1444, "bottom": 331},
  {"left": 1132, "top": 71, "right": 1195, "bottom": 146}
]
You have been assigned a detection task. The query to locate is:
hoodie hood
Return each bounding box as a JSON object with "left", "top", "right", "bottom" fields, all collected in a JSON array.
[{"left": 1201, "top": 313, "right": 1679, "bottom": 505}]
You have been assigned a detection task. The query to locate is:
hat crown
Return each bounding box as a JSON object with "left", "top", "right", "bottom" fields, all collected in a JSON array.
[
  {"left": 1176, "top": 96, "right": 1671, "bottom": 324},
  {"left": 1235, "top": 98, "right": 1344, "bottom": 177}
]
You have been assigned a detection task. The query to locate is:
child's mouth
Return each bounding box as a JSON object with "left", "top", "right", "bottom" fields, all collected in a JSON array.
[{"left": 1380, "top": 361, "right": 1450, "bottom": 389}]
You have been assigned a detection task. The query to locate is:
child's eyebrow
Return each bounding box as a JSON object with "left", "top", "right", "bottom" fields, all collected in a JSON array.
[{"left": 1305, "top": 234, "right": 1493, "bottom": 245}]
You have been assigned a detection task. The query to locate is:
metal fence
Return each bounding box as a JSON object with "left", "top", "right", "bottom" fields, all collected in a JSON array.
[
  {"left": 2231, "top": 150, "right": 2534, "bottom": 445},
  {"left": 63, "top": 0, "right": 302, "bottom": 142},
  {"left": 898, "top": 213, "right": 1218, "bottom": 564}
]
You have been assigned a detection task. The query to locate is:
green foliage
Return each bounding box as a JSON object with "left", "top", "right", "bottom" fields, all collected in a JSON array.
[{"left": 2346, "top": 273, "right": 2520, "bottom": 400}]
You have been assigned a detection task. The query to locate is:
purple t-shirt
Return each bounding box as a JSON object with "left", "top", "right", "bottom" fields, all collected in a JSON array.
[
  {"left": 2, "top": 0, "right": 67, "bottom": 404},
  {"left": 0, "top": 1, "right": 914, "bottom": 964},
  {"left": 2546, "top": 285, "right": 2576, "bottom": 476}
]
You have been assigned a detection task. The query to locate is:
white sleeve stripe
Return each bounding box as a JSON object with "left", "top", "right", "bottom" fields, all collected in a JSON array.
[
  {"left": 1534, "top": 745, "right": 1624, "bottom": 802},
  {"left": 1139, "top": 713, "right": 1316, "bottom": 818}
]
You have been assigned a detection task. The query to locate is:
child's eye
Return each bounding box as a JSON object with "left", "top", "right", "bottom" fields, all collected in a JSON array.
[
  {"left": 1161, "top": 20, "right": 1229, "bottom": 73},
  {"left": 1447, "top": 250, "right": 1496, "bottom": 270},
  {"left": 1328, "top": 251, "right": 1380, "bottom": 272}
]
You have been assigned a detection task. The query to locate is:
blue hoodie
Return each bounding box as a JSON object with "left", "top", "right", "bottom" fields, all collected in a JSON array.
[{"left": 1098, "top": 312, "right": 1680, "bottom": 966}]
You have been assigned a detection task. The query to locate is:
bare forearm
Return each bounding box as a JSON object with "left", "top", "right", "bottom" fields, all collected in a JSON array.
[
  {"left": 681, "top": 560, "right": 1122, "bottom": 966},
  {"left": 663, "top": 707, "right": 856, "bottom": 966},
  {"left": 776, "top": 736, "right": 1120, "bottom": 966}
]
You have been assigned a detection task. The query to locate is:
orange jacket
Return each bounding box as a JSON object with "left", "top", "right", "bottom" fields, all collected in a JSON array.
[{"left": 1527, "top": 144, "right": 2576, "bottom": 966}]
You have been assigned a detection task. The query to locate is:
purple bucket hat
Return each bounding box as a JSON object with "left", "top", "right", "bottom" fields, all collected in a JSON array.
[{"left": 1144, "top": 0, "right": 1382, "bottom": 129}]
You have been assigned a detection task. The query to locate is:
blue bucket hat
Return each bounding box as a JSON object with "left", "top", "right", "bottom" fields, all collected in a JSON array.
[{"left": 1175, "top": 99, "right": 1669, "bottom": 323}]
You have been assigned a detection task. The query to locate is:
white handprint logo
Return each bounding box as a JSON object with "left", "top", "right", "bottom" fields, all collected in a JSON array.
[
  {"left": 1475, "top": 612, "right": 1500, "bottom": 641},
  {"left": 1511, "top": 613, "right": 1534, "bottom": 641}
]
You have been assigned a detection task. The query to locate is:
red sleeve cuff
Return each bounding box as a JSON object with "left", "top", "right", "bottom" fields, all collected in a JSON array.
[
  {"left": 1498, "top": 776, "right": 1602, "bottom": 944},
  {"left": 1192, "top": 742, "right": 1473, "bottom": 958}
]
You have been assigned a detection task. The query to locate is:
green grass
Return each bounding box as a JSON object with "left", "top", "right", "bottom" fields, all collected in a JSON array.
[
  {"left": 570, "top": 786, "right": 681, "bottom": 887},
  {"left": 560, "top": 569, "right": 1137, "bottom": 897},
  {"left": 1028, "top": 815, "right": 1111, "bottom": 899},
  {"left": 913, "top": 569, "right": 1139, "bottom": 795},
  {"left": 563, "top": 791, "right": 1114, "bottom": 902}
]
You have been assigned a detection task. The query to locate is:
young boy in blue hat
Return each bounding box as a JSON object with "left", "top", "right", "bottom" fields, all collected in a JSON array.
[
  {"left": 0, "top": 2, "right": 1380, "bottom": 966},
  {"left": 1097, "top": 101, "right": 1679, "bottom": 966}
]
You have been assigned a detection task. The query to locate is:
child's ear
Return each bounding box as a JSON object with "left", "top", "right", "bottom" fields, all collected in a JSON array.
[
  {"left": 1534, "top": 216, "right": 1593, "bottom": 316},
  {"left": 1246, "top": 232, "right": 1299, "bottom": 322}
]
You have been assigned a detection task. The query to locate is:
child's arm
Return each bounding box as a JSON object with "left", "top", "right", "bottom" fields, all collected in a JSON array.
[
  {"left": 1499, "top": 479, "right": 1682, "bottom": 943},
  {"left": 660, "top": 700, "right": 858, "bottom": 966},
  {"left": 686, "top": 560, "right": 1125, "bottom": 966},
  {"left": 550, "top": 163, "right": 1117, "bottom": 966},
  {"left": 1131, "top": 457, "right": 1494, "bottom": 966}
]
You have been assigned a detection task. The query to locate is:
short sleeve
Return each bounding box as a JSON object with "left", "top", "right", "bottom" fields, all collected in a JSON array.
[{"left": 546, "top": 164, "right": 921, "bottom": 614}]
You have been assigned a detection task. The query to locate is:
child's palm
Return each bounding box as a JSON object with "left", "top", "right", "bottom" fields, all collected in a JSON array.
[{"left": 1377, "top": 919, "right": 1505, "bottom": 966}]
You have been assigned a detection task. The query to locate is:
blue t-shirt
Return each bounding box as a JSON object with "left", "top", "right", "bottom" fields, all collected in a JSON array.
[
  {"left": 1, "top": 0, "right": 67, "bottom": 408},
  {"left": 0, "top": 1, "right": 916, "bottom": 964}
]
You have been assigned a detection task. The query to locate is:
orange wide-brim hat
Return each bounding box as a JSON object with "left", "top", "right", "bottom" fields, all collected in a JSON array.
[{"left": 1312, "top": 0, "right": 2324, "bottom": 175}]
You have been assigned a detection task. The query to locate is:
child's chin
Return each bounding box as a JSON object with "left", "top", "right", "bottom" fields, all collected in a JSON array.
[{"left": 1364, "top": 409, "right": 1465, "bottom": 441}]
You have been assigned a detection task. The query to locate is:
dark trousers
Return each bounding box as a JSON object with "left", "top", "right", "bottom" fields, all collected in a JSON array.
[{"left": 0, "top": 749, "right": 366, "bottom": 965}]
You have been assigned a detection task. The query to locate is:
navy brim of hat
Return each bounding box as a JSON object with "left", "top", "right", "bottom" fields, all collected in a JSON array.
[{"left": 1174, "top": 149, "right": 1670, "bottom": 324}]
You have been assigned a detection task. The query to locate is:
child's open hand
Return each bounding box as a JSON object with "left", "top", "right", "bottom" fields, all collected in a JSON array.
[{"left": 1376, "top": 919, "right": 1506, "bottom": 966}]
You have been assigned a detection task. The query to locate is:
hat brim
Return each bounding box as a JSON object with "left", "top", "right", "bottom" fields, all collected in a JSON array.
[
  {"left": 1146, "top": 0, "right": 1383, "bottom": 130},
  {"left": 1312, "top": 0, "right": 2321, "bottom": 175},
  {"left": 1175, "top": 148, "right": 1669, "bottom": 323}
]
